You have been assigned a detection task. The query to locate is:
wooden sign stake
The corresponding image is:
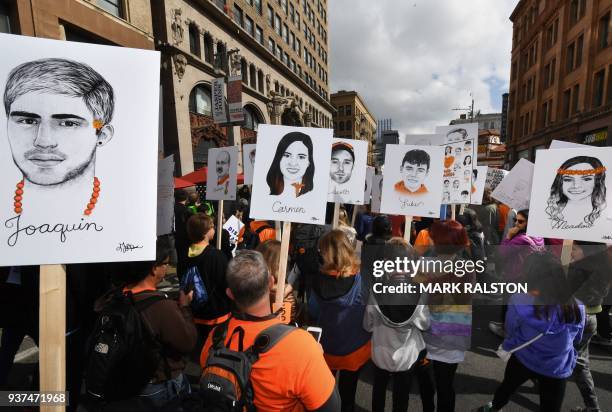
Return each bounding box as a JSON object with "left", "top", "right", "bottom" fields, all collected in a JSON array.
[
  {"left": 459, "top": 204, "right": 466, "bottom": 216},
  {"left": 350, "top": 205, "right": 358, "bottom": 227},
  {"left": 404, "top": 216, "right": 413, "bottom": 242},
  {"left": 451, "top": 204, "right": 456, "bottom": 220},
  {"left": 275, "top": 221, "right": 282, "bottom": 241},
  {"left": 275, "top": 221, "right": 292, "bottom": 306},
  {"left": 560, "top": 239, "right": 573, "bottom": 274},
  {"left": 39, "top": 264, "right": 66, "bottom": 412},
  {"left": 332, "top": 202, "right": 340, "bottom": 228},
  {"left": 217, "top": 200, "right": 224, "bottom": 250}
]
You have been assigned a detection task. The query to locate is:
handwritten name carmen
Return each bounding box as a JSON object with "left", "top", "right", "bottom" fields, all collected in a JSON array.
[{"left": 4, "top": 214, "right": 103, "bottom": 246}]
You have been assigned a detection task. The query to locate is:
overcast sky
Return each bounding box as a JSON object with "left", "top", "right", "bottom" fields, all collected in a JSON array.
[{"left": 329, "top": 0, "right": 517, "bottom": 137}]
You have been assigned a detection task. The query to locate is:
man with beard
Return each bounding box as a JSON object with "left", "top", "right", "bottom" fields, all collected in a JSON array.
[{"left": 329, "top": 142, "right": 355, "bottom": 195}]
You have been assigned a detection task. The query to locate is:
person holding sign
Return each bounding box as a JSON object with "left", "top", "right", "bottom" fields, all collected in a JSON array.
[
  {"left": 4, "top": 58, "right": 114, "bottom": 218},
  {"left": 266, "top": 132, "right": 314, "bottom": 199}
]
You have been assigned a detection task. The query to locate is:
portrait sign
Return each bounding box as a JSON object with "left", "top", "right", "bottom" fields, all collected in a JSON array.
[
  {"left": 491, "top": 158, "right": 534, "bottom": 211},
  {"left": 485, "top": 168, "right": 509, "bottom": 191},
  {"left": 206, "top": 146, "right": 238, "bottom": 201},
  {"left": 363, "top": 166, "right": 374, "bottom": 204},
  {"left": 436, "top": 124, "right": 478, "bottom": 204},
  {"left": 0, "top": 33, "right": 160, "bottom": 265},
  {"left": 250, "top": 124, "right": 332, "bottom": 224},
  {"left": 242, "top": 143, "right": 256, "bottom": 185},
  {"left": 157, "top": 155, "right": 175, "bottom": 236},
  {"left": 404, "top": 134, "right": 445, "bottom": 146},
  {"left": 327, "top": 138, "right": 368, "bottom": 204},
  {"left": 527, "top": 147, "right": 612, "bottom": 243},
  {"left": 371, "top": 175, "right": 383, "bottom": 213},
  {"left": 380, "top": 144, "right": 444, "bottom": 217},
  {"left": 470, "top": 166, "right": 488, "bottom": 205}
]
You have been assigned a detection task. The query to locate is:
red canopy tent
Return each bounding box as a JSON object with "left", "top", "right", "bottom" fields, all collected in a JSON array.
[{"left": 174, "top": 167, "right": 245, "bottom": 189}]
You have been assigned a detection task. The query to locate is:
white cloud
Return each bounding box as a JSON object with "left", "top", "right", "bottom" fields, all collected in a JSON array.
[{"left": 329, "top": 0, "right": 516, "bottom": 136}]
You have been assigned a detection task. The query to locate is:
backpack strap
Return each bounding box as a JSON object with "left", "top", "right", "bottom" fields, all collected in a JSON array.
[
  {"left": 254, "top": 224, "right": 271, "bottom": 235},
  {"left": 211, "top": 320, "right": 230, "bottom": 350},
  {"left": 131, "top": 292, "right": 168, "bottom": 312},
  {"left": 247, "top": 324, "right": 296, "bottom": 361}
]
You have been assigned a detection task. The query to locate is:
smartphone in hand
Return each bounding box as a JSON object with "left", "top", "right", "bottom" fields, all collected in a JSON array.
[{"left": 306, "top": 326, "right": 323, "bottom": 343}]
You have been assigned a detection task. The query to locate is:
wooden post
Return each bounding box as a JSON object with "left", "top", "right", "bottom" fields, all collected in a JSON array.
[
  {"left": 459, "top": 204, "right": 466, "bottom": 216},
  {"left": 275, "top": 221, "right": 282, "bottom": 241},
  {"left": 404, "top": 216, "right": 413, "bottom": 242},
  {"left": 451, "top": 204, "right": 456, "bottom": 220},
  {"left": 560, "top": 239, "right": 573, "bottom": 274},
  {"left": 332, "top": 202, "right": 340, "bottom": 228},
  {"left": 216, "top": 200, "right": 224, "bottom": 250},
  {"left": 39, "top": 264, "right": 66, "bottom": 412},
  {"left": 351, "top": 205, "right": 358, "bottom": 227},
  {"left": 275, "top": 221, "right": 292, "bottom": 305}
]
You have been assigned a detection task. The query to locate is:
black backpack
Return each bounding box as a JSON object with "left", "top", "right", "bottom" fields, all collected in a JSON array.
[
  {"left": 237, "top": 223, "right": 271, "bottom": 250},
  {"left": 84, "top": 289, "right": 167, "bottom": 402},
  {"left": 199, "top": 321, "right": 296, "bottom": 411}
]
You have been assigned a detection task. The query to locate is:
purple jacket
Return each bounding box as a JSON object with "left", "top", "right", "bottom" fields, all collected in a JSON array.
[{"left": 499, "top": 233, "right": 544, "bottom": 280}]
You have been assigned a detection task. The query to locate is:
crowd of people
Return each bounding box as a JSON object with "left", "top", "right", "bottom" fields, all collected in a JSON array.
[{"left": 1, "top": 186, "right": 612, "bottom": 412}]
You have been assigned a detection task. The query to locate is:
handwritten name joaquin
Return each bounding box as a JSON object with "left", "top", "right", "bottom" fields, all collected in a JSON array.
[{"left": 4, "top": 215, "right": 103, "bottom": 246}]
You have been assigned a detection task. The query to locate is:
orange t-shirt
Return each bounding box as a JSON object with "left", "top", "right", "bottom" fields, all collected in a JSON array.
[
  {"left": 498, "top": 204, "right": 510, "bottom": 233},
  {"left": 414, "top": 228, "right": 433, "bottom": 255},
  {"left": 394, "top": 181, "right": 428, "bottom": 195},
  {"left": 200, "top": 317, "right": 335, "bottom": 411},
  {"left": 237, "top": 221, "right": 277, "bottom": 245}
]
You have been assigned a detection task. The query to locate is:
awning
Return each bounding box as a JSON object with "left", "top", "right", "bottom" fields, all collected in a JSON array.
[{"left": 174, "top": 167, "right": 245, "bottom": 189}]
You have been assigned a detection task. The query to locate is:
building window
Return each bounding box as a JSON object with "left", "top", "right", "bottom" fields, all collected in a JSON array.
[
  {"left": 257, "top": 70, "right": 264, "bottom": 93},
  {"left": 593, "top": 69, "right": 605, "bottom": 107},
  {"left": 281, "top": 0, "right": 288, "bottom": 14},
  {"left": 244, "top": 106, "right": 261, "bottom": 131},
  {"left": 276, "top": 45, "right": 282, "bottom": 60},
  {"left": 346, "top": 105, "right": 351, "bottom": 116},
  {"left": 284, "top": 52, "right": 289, "bottom": 65},
  {"left": 339, "top": 105, "right": 345, "bottom": 116},
  {"left": 96, "top": 0, "right": 123, "bottom": 17},
  {"left": 275, "top": 14, "right": 281, "bottom": 36},
  {"left": 204, "top": 33, "right": 213, "bottom": 63},
  {"left": 599, "top": 12, "right": 610, "bottom": 50},
  {"left": 245, "top": 16, "right": 254, "bottom": 36},
  {"left": 189, "top": 85, "right": 212, "bottom": 116},
  {"left": 267, "top": 6, "right": 273, "bottom": 26},
  {"left": 255, "top": 25, "right": 263, "bottom": 44},
  {"left": 283, "top": 23, "right": 288, "bottom": 43},
  {"left": 569, "top": 0, "right": 586, "bottom": 26},
  {"left": 543, "top": 58, "right": 556, "bottom": 88},
  {"left": 545, "top": 18, "right": 558, "bottom": 49},
  {"left": 339, "top": 121, "right": 344, "bottom": 131},
  {"left": 268, "top": 38, "right": 275, "bottom": 54},
  {"left": 254, "top": 0, "right": 262, "bottom": 14},
  {"left": 216, "top": 42, "right": 226, "bottom": 70},
  {"left": 541, "top": 100, "right": 550, "bottom": 127},
  {"left": 572, "top": 84, "right": 580, "bottom": 114},
  {"left": 562, "top": 89, "right": 571, "bottom": 119},
  {"left": 566, "top": 42, "right": 575, "bottom": 73},
  {"left": 233, "top": 5, "right": 244, "bottom": 27},
  {"left": 290, "top": 3, "right": 295, "bottom": 21},
  {"left": 0, "top": 2, "right": 11, "bottom": 33},
  {"left": 575, "top": 34, "right": 584, "bottom": 68},
  {"left": 241, "top": 59, "right": 248, "bottom": 84},
  {"left": 346, "top": 119, "right": 351, "bottom": 131},
  {"left": 189, "top": 24, "right": 200, "bottom": 57},
  {"left": 250, "top": 65, "right": 257, "bottom": 89},
  {"left": 608, "top": 65, "right": 612, "bottom": 103}
]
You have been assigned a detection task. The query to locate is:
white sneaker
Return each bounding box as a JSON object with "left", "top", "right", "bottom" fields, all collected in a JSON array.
[{"left": 488, "top": 321, "right": 505, "bottom": 338}]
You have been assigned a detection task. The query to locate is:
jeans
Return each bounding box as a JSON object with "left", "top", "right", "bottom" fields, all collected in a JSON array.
[
  {"left": 572, "top": 314, "right": 601, "bottom": 411},
  {"left": 493, "top": 354, "right": 566, "bottom": 411},
  {"left": 139, "top": 373, "right": 191, "bottom": 409},
  {"left": 432, "top": 361, "right": 458, "bottom": 412}
]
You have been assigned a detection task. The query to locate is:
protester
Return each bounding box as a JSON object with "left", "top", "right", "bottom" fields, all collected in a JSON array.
[
  {"left": 470, "top": 189, "right": 499, "bottom": 247},
  {"left": 496, "top": 201, "right": 510, "bottom": 240},
  {"left": 199, "top": 250, "right": 340, "bottom": 410},
  {"left": 355, "top": 205, "right": 375, "bottom": 242},
  {"left": 457, "top": 208, "right": 486, "bottom": 263},
  {"left": 413, "top": 219, "right": 436, "bottom": 255},
  {"left": 567, "top": 241, "right": 610, "bottom": 412},
  {"left": 364, "top": 238, "right": 434, "bottom": 412},
  {"left": 184, "top": 213, "right": 231, "bottom": 340},
  {"left": 174, "top": 189, "right": 193, "bottom": 279},
  {"left": 313, "top": 230, "right": 371, "bottom": 412},
  {"left": 475, "top": 253, "right": 585, "bottom": 412},
  {"left": 110, "top": 249, "right": 197, "bottom": 408},
  {"left": 236, "top": 211, "right": 276, "bottom": 250},
  {"left": 415, "top": 220, "right": 474, "bottom": 412},
  {"left": 337, "top": 207, "right": 358, "bottom": 246},
  {"left": 186, "top": 191, "right": 201, "bottom": 214},
  {"left": 256, "top": 239, "right": 297, "bottom": 323},
  {"left": 365, "top": 215, "right": 392, "bottom": 245},
  {"left": 489, "top": 209, "right": 544, "bottom": 338}
]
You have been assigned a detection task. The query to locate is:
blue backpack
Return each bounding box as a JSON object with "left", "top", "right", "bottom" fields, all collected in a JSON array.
[{"left": 180, "top": 266, "right": 209, "bottom": 311}]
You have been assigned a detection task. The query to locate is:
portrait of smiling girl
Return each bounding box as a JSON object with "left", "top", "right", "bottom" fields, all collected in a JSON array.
[
  {"left": 266, "top": 131, "right": 315, "bottom": 198},
  {"left": 545, "top": 156, "right": 607, "bottom": 229}
]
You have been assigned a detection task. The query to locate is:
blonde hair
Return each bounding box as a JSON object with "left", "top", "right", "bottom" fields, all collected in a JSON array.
[
  {"left": 338, "top": 208, "right": 350, "bottom": 226},
  {"left": 318, "top": 230, "right": 360, "bottom": 277},
  {"left": 256, "top": 240, "right": 281, "bottom": 281}
]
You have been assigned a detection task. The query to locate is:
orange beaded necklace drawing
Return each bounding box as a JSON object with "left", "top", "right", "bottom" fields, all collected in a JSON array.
[{"left": 14, "top": 177, "right": 101, "bottom": 216}]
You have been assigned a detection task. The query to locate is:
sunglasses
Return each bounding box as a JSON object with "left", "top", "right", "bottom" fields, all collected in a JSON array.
[{"left": 514, "top": 218, "right": 526, "bottom": 224}]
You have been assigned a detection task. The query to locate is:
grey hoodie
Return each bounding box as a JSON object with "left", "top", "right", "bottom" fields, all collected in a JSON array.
[{"left": 363, "top": 295, "right": 430, "bottom": 372}]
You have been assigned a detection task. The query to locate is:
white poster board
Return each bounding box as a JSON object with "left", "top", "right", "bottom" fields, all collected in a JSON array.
[
  {"left": 381, "top": 145, "right": 444, "bottom": 217},
  {"left": 549, "top": 140, "right": 588, "bottom": 149},
  {"left": 242, "top": 143, "right": 257, "bottom": 185},
  {"left": 250, "top": 125, "right": 332, "bottom": 224},
  {"left": 404, "top": 134, "right": 445, "bottom": 146},
  {"left": 157, "top": 155, "right": 175, "bottom": 236},
  {"left": 206, "top": 146, "right": 238, "bottom": 201},
  {"left": 491, "top": 158, "right": 534, "bottom": 211},
  {"left": 0, "top": 33, "right": 159, "bottom": 266},
  {"left": 327, "top": 138, "right": 368, "bottom": 204},
  {"left": 436, "top": 124, "right": 478, "bottom": 204},
  {"left": 371, "top": 175, "right": 383, "bottom": 213},
  {"left": 223, "top": 215, "right": 244, "bottom": 246},
  {"left": 363, "top": 166, "right": 374, "bottom": 204},
  {"left": 485, "top": 168, "right": 509, "bottom": 191},
  {"left": 470, "top": 166, "right": 488, "bottom": 205},
  {"left": 527, "top": 147, "right": 612, "bottom": 242}
]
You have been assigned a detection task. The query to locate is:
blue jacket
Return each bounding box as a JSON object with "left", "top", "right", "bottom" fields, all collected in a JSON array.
[{"left": 503, "top": 293, "right": 585, "bottom": 378}]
